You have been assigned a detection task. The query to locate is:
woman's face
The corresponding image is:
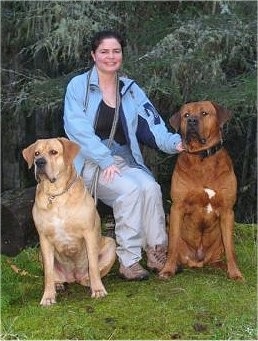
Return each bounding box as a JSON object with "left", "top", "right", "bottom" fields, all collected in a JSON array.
[{"left": 91, "top": 38, "right": 123, "bottom": 74}]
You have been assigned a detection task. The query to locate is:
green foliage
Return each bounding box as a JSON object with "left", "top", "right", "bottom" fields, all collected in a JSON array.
[
  {"left": 127, "top": 14, "right": 256, "bottom": 106},
  {"left": 2, "top": 1, "right": 256, "bottom": 116},
  {"left": 1, "top": 224, "right": 257, "bottom": 340},
  {"left": 2, "top": 1, "right": 122, "bottom": 73}
]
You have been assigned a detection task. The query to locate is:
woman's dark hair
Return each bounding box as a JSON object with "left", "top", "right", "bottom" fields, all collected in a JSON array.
[{"left": 90, "top": 30, "right": 126, "bottom": 53}]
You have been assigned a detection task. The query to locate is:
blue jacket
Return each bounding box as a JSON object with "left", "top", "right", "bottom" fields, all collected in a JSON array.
[{"left": 64, "top": 65, "right": 181, "bottom": 174}]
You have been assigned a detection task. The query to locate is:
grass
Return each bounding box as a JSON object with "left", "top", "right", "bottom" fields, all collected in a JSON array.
[{"left": 1, "top": 223, "right": 257, "bottom": 340}]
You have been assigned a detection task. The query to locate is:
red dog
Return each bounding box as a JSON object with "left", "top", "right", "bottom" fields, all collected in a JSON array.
[{"left": 160, "top": 101, "right": 243, "bottom": 281}]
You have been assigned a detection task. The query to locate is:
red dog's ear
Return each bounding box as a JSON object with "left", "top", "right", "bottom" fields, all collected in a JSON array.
[
  {"left": 58, "top": 137, "right": 80, "bottom": 165},
  {"left": 211, "top": 102, "right": 232, "bottom": 127},
  {"left": 22, "top": 143, "right": 37, "bottom": 169},
  {"left": 169, "top": 111, "right": 181, "bottom": 132}
]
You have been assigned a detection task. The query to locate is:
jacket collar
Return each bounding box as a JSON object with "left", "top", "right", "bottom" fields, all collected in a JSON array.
[{"left": 87, "top": 65, "right": 135, "bottom": 95}]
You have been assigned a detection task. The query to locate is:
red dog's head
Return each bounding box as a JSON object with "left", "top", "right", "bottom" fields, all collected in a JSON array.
[{"left": 170, "top": 101, "right": 232, "bottom": 152}]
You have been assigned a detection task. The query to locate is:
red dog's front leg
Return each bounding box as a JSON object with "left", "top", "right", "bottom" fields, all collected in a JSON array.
[
  {"left": 220, "top": 209, "right": 244, "bottom": 281},
  {"left": 159, "top": 205, "right": 182, "bottom": 279}
]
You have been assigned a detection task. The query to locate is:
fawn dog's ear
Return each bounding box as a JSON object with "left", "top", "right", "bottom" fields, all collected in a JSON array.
[
  {"left": 57, "top": 137, "right": 80, "bottom": 165},
  {"left": 22, "top": 142, "right": 37, "bottom": 169}
]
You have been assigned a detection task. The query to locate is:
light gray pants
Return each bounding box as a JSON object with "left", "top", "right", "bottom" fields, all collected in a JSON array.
[{"left": 82, "top": 156, "right": 167, "bottom": 267}]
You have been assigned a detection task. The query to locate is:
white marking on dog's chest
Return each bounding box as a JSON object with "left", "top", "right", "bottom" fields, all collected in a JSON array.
[
  {"left": 51, "top": 217, "right": 71, "bottom": 242},
  {"left": 204, "top": 188, "right": 216, "bottom": 199},
  {"left": 204, "top": 188, "right": 216, "bottom": 213}
]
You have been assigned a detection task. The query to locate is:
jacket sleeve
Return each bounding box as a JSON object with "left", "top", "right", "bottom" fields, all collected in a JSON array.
[
  {"left": 134, "top": 84, "right": 182, "bottom": 154},
  {"left": 63, "top": 77, "right": 114, "bottom": 169}
]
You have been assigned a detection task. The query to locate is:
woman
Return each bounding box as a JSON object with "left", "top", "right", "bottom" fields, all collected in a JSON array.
[{"left": 64, "top": 30, "right": 183, "bottom": 281}]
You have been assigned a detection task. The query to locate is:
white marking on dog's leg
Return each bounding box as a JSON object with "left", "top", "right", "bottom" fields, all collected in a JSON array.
[{"left": 206, "top": 203, "right": 213, "bottom": 213}]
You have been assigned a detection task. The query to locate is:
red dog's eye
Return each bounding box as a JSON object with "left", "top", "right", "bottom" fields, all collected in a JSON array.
[
  {"left": 202, "top": 111, "right": 208, "bottom": 116},
  {"left": 184, "top": 113, "right": 190, "bottom": 118},
  {"left": 50, "top": 150, "right": 58, "bottom": 155},
  {"left": 35, "top": 151, "right": 40, "bottom": 156}
]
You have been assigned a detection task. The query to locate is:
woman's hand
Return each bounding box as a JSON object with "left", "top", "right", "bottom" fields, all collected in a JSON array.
[
  {"left": 176, "top": 141, "right": 185, "bottom": 152},
  {"left": 102, "top": 164, "right": 121, "bottom": 182}
]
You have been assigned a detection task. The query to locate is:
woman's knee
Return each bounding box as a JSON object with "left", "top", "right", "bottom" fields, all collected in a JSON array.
[
  {"left": 140, "top": 178, "right": 162, "bottom": 196},
  {"left": 98, "top": 176, "right": 141, "bottom": 207}
]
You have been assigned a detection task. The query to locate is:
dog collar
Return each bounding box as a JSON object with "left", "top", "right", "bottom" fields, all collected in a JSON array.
[
  {"left": 47, "top": 175, "right": 79, "bottom": 206},
  {"left": 187, "top": 141, "right": 223, "bottom": 159}
]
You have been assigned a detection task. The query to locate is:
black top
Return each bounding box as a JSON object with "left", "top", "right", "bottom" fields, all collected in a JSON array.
[{"left": 95, "top": 100, "right": 127, "bottom": 145}]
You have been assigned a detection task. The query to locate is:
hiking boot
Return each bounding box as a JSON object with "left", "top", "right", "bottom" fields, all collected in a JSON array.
[
  {"left": 146, "top": 245, "right": 167, "bottom": 272},
  {"left": 119, "top": 262, "right": 149, "bottom": 281}
]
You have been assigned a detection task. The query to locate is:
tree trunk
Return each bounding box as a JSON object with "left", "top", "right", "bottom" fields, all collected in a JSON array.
[{"left": 1, "top": 187, "right": 38, "bottom": 256}]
